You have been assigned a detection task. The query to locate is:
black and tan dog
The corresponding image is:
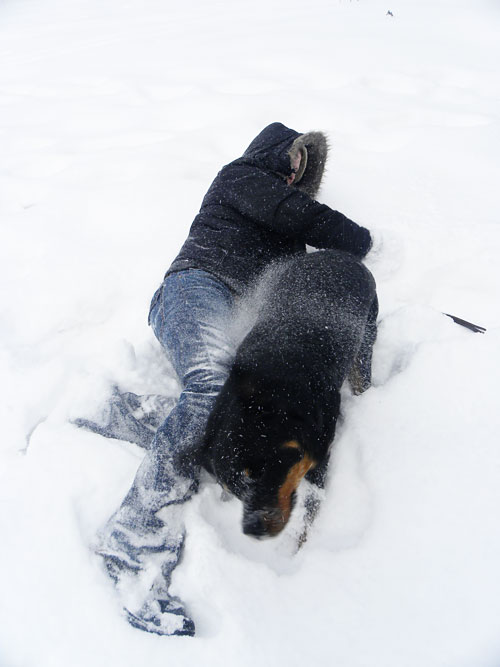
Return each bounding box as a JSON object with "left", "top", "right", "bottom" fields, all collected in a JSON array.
[{"left": 203, "top": 249, "right": 378, "bottom": 538}]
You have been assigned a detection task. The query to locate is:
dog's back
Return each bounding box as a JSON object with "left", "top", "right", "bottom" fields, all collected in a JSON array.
[{"left": 240, "top": 249, "right": 377, "bottom": 390}]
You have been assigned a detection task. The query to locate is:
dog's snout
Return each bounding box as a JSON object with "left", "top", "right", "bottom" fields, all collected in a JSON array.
[
  {"left": 243, "top": 513, "right": 267, "bottom": 538},
  {"left": 243, "top": 505, "right": 287, "bottom": 538}
]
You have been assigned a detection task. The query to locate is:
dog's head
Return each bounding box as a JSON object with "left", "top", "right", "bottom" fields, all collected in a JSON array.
[
  {"left": 203, "top": 364, "right": 338, "bottom": 538},
  {"left": 239, "top": 438, "right": 317, "bottom": 537}
]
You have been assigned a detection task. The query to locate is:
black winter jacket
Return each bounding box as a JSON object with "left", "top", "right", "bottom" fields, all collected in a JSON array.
[{"left": 166, "top": 122, "right": 371, "bottom": 296}]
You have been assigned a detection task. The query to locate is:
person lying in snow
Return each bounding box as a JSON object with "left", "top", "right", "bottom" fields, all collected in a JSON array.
[{"left": 80, "top": 122, "right": 372, "bottom": 636}]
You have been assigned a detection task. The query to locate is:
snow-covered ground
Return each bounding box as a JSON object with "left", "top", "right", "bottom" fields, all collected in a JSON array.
[{"left": 1, "top": 0, "right": 500, "bottom": 665}]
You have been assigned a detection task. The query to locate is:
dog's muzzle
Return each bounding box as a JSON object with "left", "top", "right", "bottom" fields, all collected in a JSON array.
[{"left": 242, "top": 506, "right": 287, "bottom": 539}]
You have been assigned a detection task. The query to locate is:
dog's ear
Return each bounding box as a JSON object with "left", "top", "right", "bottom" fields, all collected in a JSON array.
[
  {"left": 233, "top": 365, "right": 257, "bottom": 400},
  {"left": 314, "top": 403, "right": 324, "bottom": 432}
]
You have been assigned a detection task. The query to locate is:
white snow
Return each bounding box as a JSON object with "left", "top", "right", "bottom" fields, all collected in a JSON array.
[{"left": 1, "top": 0, "right": 500, "bottom": 665}]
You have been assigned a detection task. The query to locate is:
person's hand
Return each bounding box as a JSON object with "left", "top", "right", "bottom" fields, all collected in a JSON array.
[
  {"left": 367, "top": 228, "right": 384, "bottom": 257},
  {"left": 364, "top": 228, "right": 404, "bottom": 280}
]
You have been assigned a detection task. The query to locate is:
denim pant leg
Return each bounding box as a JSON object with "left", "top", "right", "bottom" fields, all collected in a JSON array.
[
  {"left": 97, "top": 270, "right": 234, "bottom": 583},
  {"left": 149, "top": 269, "right": 235, "bottom": 478}
]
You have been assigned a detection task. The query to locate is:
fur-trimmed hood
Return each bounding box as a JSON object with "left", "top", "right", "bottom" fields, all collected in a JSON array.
[
  {"left": 166, "top": 122, "right": 371, "bottom": 296},
  {"left": 242, "top": 122, "right": 328, "bottom": 198}
]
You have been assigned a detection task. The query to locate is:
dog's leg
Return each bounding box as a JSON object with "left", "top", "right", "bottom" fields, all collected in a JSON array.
[
  {"left": 305, "top": 451, "right": 329, "bottom": 488},
  {"left": 348, "top": 295, "right": 378, "bottom": 395},
  {"left": 295, "top": 453, "right": 330, "bottom": 549},
  {"left": 295, "top": 484, "right": 324, "bottom": 550}
]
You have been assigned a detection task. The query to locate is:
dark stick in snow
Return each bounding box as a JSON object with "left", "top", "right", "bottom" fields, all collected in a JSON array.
[{"left": 443, "top": 313, "right": 486, "bottom": 334}]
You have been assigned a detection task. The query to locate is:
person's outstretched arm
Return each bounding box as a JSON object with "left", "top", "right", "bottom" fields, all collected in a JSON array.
[{"left": 210, "top": 163, "right": 371, "bottom": 258}]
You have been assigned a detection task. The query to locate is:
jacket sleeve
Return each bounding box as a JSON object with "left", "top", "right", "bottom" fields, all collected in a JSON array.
[{"left": 215, "top": 163, "right": 372, "bottom": 258}]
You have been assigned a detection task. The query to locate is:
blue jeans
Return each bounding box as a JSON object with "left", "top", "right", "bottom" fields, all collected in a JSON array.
[
  {"left": 97, "top": 269, "right": 234, "bottom": 629},
  {"left": 148, "top": 269, "right": 235, "bottom": 477}
]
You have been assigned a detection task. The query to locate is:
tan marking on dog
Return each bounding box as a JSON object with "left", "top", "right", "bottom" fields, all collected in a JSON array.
[
  {"left": 276, "top": 454, "right": 317, "bottom": 529},
  {"left": 282, "top": 440, "right": 301, "bottom": 450}
]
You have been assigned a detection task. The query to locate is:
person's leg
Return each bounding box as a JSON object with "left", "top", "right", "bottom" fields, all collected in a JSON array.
[
  {"left": 148, "top": 269, "right": 236, "bottom": 477},
  {"left": 97, "top": 269, "right": 235, "bottom": 635},
  {"left": 73, "top": 388, "right": 176, "bottom": 449}
]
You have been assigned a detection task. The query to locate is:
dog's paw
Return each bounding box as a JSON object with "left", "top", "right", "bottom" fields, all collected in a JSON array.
[{"left": 274, "top": 483, "right": 325, "bottom": 554}]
